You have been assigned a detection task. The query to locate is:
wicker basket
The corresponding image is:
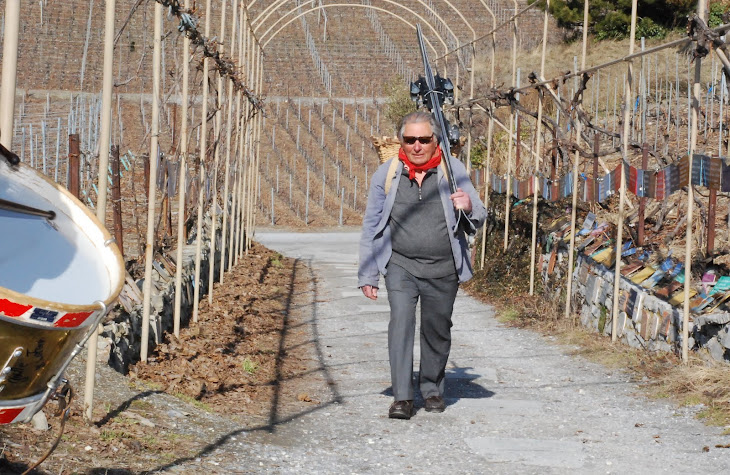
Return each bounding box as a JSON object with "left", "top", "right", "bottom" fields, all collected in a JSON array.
[{"left": 371, "top": 136, "right": 401, "bottom": 164}]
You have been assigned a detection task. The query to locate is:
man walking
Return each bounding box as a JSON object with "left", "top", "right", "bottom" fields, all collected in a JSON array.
[{"left": 358, "top": 111, "right": 486, "bottom": 419}]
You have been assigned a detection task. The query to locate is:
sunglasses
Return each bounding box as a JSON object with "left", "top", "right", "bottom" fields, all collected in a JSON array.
[{"left": 402, "top": 135, "right": 435, "bottom": 145}]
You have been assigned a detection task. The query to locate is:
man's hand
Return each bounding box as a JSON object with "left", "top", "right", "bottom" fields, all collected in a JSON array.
[
  {"left": 450, "top": 188, "right": 472, "bottom": 213},
  {"left": 361, "top": 285, "right": 378, "bottom": 300}
]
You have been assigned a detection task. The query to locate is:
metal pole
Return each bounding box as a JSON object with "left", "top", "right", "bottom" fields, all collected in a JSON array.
[{"left": 141, "top": 1, "right": 163, "bottom": 362}]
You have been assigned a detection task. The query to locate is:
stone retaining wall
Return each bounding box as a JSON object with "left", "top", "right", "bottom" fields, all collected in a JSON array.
[
  {"left": 541, "top": 248, "right": 730, "bottom": 363},
  {"left": 102, "top": 210, "right": 224, "bottom": 373}
]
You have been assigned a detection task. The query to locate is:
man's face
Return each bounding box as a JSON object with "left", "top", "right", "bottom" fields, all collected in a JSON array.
[{"left": 401, "top": 121, "right": 437, "bottom": 166}]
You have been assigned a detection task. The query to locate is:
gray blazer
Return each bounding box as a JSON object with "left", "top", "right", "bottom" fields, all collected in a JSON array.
[{"left": 358, "top": 156, "right": 487, "bottom": 289}]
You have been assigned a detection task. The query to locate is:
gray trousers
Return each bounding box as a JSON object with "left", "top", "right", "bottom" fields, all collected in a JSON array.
[{"left": 384, "top": 263, "right": 459, "bottom": 401}]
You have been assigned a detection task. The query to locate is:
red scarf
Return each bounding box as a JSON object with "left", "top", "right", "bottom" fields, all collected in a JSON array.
[{"left": 398, "top": 146, "right": 442, "bottom": 180}]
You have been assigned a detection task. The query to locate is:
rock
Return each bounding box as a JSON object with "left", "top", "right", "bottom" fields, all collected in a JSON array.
[
  {"left": 31, "top": 411, "right": 49, "bottom": 431},
  {"left": 704, "top": 337, "right": 728, "bottom": 362},
  {"left": 122, "top": 410, "right": 156, "bottom": 427},
  {"left": 717, "top": 325, "right": 730, "bottom": 350},
  {"left": 694, "top": 312, "right": 730, "bottom": 329},
  {"left": 166, "top": 409, "right": 190, "bottom": 419}
]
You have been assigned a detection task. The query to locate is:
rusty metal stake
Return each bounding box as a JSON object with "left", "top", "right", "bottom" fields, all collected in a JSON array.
[
  {"left": 68, "top": 134, "right": 80, "bottom": 199},
  {"left": 593, "top": 133, "right": 599, "bottom": 203},
  {"left": 638, "top": 143, "right": 648, "bottom": 246},
  {"left": 708, "top": 188, "right": 717, "bottom": 255},
  {"left": 111, "top": 145, "right": 124, "bottom": 257}
]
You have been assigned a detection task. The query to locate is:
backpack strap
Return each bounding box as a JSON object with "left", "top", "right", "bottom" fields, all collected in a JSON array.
[
  {"left": 440, "top": 159, "right": 449, "bottom": 186},
  {"left": 384, "top": 157, "right": 400, "bottom": 195}
]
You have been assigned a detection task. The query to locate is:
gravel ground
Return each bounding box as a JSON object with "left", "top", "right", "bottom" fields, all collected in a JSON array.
[{"left": 210, "top": 229, "right": 729, "bottom": 475}]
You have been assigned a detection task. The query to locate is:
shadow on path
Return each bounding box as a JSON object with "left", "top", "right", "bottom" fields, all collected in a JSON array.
[
  {"left": 380, "top": 365, "right": 495, "bottom": 409},
  {"left": 131, "top": 257, "right": 345, "bottom": 474}
]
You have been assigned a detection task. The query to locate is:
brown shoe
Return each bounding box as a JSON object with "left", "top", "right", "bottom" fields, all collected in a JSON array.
[
  {"left": 388, "top": 400, "right": 413, "bottom": 419},
  {"left": 424, "top": 395, "right": 445, "bottom": 413}
]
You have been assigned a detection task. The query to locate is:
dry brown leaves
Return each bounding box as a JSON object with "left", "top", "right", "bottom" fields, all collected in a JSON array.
[
  {"left": 131, "top": 242, "right": 314, "bottom": 418},
  {"left": 0, "top": 242, "right": 319, "bottom": 473}
]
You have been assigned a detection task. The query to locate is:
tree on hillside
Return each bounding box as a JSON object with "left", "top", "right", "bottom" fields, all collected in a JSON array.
[
  {"left": 383, "top": 76, "right": 417, "bottom": 135},
  {"left": 529, "top": 0, "right": 719, "bottom": 40}
]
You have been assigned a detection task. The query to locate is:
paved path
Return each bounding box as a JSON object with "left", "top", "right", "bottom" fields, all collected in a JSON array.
[{"left": 179, "top": 230, "right": 729, "bottom": 473}]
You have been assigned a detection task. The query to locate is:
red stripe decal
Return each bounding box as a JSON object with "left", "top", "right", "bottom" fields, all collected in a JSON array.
[
  {"left": 54, "top": 311, "right": 94, "bottom": 328},
  {"left": 0, "top": 299, "right": 33, "bottom": 318},
  {"left": 0, "top": 408, "right": 24, "bottom": 424}
]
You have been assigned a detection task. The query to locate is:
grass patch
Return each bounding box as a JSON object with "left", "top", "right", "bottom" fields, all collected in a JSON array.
[
  {"left": 130, "top": 399, "right": 155, "bottom": 411},
  {"left": 167, "top": 432, "right": 194, "bottom": 443},
  {"left": 172, "top": 392, "right": 213, "bottom": 412},
  {"left": 113, "top": 415, "right": 139, "bottom": 427},
  {"left": 647, "top": 363, "right": 730, "bottom": 430},
  {"left": 141, "top": 434, "right": 160, "bottom": 447},
  {"left": 100, "top": 429, "right": 128, "bottom": 442},
  {"left": 241, "top": 357, "right": 259, "bottom": 375},
  {"left": 497, "top": 307, "right": 521, "bottom": 323},
  {"left": 269, "top": 253, "right": 284, "bottom": 268}
]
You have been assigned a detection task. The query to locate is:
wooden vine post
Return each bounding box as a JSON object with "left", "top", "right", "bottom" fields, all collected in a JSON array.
[
  {"left": 612, "top": 0, "right": 638, "bottom": 341},
  {"left": 503, "top": 5, "right": 518, "bottom": 252},
  {"left": 564, "top": 0, "right": 589, "bottom": 320},
  {"left": 244, "top": 31, "right": 255, "bottom": 253},
  {"left": 84, "top": 0, "right": 117, "bottom": 420},
  {"left": 208, "top": 0, "right": 228, "bottom": 304},
  {"left": 174, "top": 0, "right": 191, "bottom": 338},
  {"left": 529, "top": 0, "right": 550, "bottom": 295},
  {"left": 252, "top": 47, "right": 264, "bottom": 245},
  {"left": 220, "top": 0, "right": 241, "bottom": 285},
  {"left": 230, "top": 1, "right": 245, "bottom": 269},
  {"left": 684, "top": 0, "right": 708, "bottom": 363},
  {"left": 192, "top": 0, "right": 213, "bottom": 324},
  {"left": 141, "top": 1, "right": 163, "bottom": 362},
  {"left": 236, "top": 10, "right": 249, "bottom": 262},
  {"left": 0, "top": 0, "right": 19, "bottom": 150}
]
